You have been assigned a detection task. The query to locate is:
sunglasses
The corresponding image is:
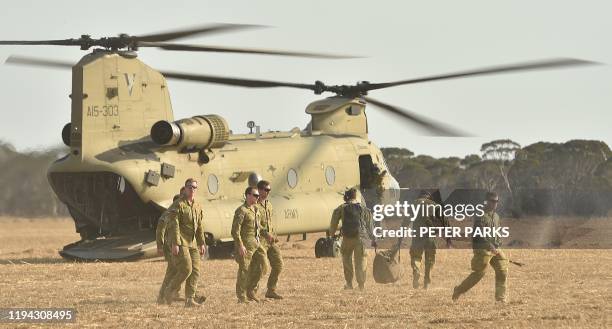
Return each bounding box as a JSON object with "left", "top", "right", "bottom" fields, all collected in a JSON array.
[
  {"left": 250, "top": 193, "right": 260, "bottom": 197},
  {"left": 187, "top": 185, "right": 198, "bottom": 190},
  {"left": 262, "top": 188, "right": 271, "bottom": 192}
]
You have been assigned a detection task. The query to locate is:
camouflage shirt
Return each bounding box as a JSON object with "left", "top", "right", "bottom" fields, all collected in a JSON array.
[
  {"left": 167, "top": 197, "right": 206, "bottom": 248},
  {"left": 231, "top": 202, "right": 261, "bottom": 250},
  {"left": 403, "top": 197, "right": 449, "bottom": 242},
  {"left": 472, "top": 210, "right": 502, "bottom": 250},
  {"left": 155, "top": 198, "right": 182, "bottom": 250},
  {"left": 257, "top": 199, "right": 275, "bottom": 244}
]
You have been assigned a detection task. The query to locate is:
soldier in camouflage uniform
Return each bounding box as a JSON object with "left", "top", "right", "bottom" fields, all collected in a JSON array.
[
  {"left": 453, "top": 191, "right": 509, "bottom": 303},
  {"left": 256, "top": 180, "right": 284, "bottom": 299},
  {"left": 164, "top": 178, "right": 207, "bottom": 307},
  {"left": 232, "top": 186, "right": 267, "bottom": 303},
  {"left": 403, "top": 190, "right": 449, "bottom": 290},
  {"left": 155, "top": 189, "right": 184, "bottom": 304},
  {"left": 329, "top": 188, "right": 376, "bottom": 291}
]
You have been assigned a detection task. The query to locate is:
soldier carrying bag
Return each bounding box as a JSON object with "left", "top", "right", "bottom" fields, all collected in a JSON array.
[{"left": 373, "top": 239, "right": 403, "bottom": 284}]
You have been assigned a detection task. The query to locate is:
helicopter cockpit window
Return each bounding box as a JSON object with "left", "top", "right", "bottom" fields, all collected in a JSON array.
[
  {"left": 207, "top": 174, "right": 219, "bottom": 195},
  {"left": 346, "top": 106, "right": 361, "bottom": 116},
  {"left": 287, "top": 168, "right": 298, "bottom": 189},
  {"left": 325, "top": 166, "right": 335, "bottom": 185}
]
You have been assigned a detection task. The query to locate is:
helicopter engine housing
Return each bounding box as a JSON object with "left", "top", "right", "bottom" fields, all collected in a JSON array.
[{"left": 151, "top": 114, "right": 229, "bottom": 151}]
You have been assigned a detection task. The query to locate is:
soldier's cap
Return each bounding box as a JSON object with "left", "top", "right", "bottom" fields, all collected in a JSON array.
[{"left": 486, "top": 191, "right": 499, "bottom": 202}]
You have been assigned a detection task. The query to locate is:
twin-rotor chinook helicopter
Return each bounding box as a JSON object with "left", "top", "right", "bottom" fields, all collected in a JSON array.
[{"left": 1, "top": 24, "right": 594, "bottom": 261}]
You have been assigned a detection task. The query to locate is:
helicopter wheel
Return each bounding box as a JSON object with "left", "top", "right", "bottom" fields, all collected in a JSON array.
[
  {"left": 205, "top": 242, "right": 235, "bottom": 260},
  {"left": 315, "top": 237, "right": 340, "bottom": 258}
]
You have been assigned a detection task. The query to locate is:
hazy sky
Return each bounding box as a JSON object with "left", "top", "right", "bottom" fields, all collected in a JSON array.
[{"left": 1, "top": 0, "right": 610, "bottom": 158}]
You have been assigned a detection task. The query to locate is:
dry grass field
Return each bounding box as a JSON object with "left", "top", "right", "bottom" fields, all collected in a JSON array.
[{"left": 0, "top": 217, "right": 610, "bottom": 328}]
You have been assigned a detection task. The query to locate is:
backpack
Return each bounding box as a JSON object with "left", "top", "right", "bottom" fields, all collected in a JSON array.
[
  {"left": 341, "top": 203, "right": 363, "bottom": 238},
  {"left": 373, "top": 247, "right": 403, "bottom": 284}
]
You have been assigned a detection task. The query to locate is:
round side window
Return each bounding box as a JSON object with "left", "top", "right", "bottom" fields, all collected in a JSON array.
[
  {"left": 287, "top": 168, "right": 298, "bottom": 189},
  {"left": 207, "top": 174, "right": 219, "bottom": 195},
  {"left": 325, "top": 166, "right": 335, "bottom": 185}
]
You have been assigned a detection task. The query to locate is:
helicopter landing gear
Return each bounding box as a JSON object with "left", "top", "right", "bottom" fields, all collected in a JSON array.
[
  {"left": 315, "top": 237, "right": 340, "bottom": 258},
  {"left": 205, "top": 242, "right": 235, "bottom": 259}
]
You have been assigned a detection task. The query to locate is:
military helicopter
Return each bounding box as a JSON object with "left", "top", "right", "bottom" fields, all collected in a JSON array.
[{"left": 1, "top": 24, "right": 594, "bottom": 261}]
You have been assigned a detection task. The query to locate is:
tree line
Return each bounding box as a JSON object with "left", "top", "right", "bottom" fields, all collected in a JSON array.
[{"left": 382, "top": 139, "right": 612, "bottom": 216}]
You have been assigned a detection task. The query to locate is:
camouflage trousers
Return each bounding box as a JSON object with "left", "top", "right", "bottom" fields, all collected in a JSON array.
[
  {"left": 263, "top": 243, "right": 283, "bottom": 293},
  {"left": 455, "top": 248, "right": 508, "bottom": 301},
  {"left": 341, "top": 237, "right": 368, "bottom": 286},
  {"left": 235, "top": 245, "right": 267, "bottom": 300},
  {"left": 158, "top": 246, "right": 181, "bottom": 300},
  {"left": 410, "top": 239, "right": 437, "bottom": 285},
  {"left": 164, "top": 246, "right": 201, "bottom": 300}
]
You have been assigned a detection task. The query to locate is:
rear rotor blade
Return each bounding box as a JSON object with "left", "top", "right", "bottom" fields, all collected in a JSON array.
[
  {"left": 133, "top": 23, "right": 265, "bottom": 42},
  {"left": 364, "top": 97, "right": 469, "bottom": 137},
  {"left": 139, "top": 42, "right": 361, "bottom": 59},
  {"left": 5, "top": 55, "right": 73, "bottom": 69},
  {"left": 366, "top": 58, "right": 598, "bottom": 91},
  {"left": 0, "top": 39, "right": 81, "bottom": 46}
]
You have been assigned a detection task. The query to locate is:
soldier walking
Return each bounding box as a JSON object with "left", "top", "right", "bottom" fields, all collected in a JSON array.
[
  {"left": 256, "top": 180, "right": 284, "bottom": 299},
  {"left": 405, "top": 190, "right": 450, "bottom": 290},
  {"left": 155, "top": 188, "right": 184, "bottom": 304},
  {"left": 232, "top": 186, "right": 267, "bottom": 303},
  {"left": 453, "top": 191, "right": 508, "bottom": 303},
  {"left": 329, "top": 188, "right": 376, "bottom": 290},
  {"left": 164, "top": 178, "right": 207, "bottom": 307}
]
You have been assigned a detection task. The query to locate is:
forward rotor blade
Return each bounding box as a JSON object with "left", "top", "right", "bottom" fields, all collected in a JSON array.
[
  {"left": 0, "top": 39, "right": 80, "bottom": 46},
  {"left": 5, "top": 55, "right": 73, "bottom": 69},
  {"left": 365, "top": 58, "right": 598, "bottom": 91},
  {"left": 364, "top": 97, "right": 469, "bottom": 137},
  {"left": 134, "top": 23, "right": 265, "bottom": 42},
  {"left": 160, "top": 70, "right": 317, "bottom": 90},
  {"left": 139, "top": 42, "right": 360, "bottom": 59}
]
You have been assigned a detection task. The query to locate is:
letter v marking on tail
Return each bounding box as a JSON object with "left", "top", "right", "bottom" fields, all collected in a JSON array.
[{"left": 124, "top": 73, "right": 136, "bottom": 96}]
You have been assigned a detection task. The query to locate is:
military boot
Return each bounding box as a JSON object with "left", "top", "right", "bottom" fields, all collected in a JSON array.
[
  {"left": 412, "top": 276, "right": 419, "bottom": 289},
  {"left": 195, "top": 295, "right": 207, "bottom": 304},
  {"left": 265, "top": 290, "right": 283, "bottom": 300},
  {"left": 344, "top": 282, "right": 353, "bottom": 290},
  {"left": 452, "top": 286, "right": 461, "bottom": 301},
  {"left": 246, "top": 290, "right": 260, "bottom": 302},
  {"left": 185, "top": 297, "right": 203, "bottom": 308},
  {"left": 358, "top": 284, "right": 365, "bottom": 291},
  {"left": 423, "top": 278, "right": 431, "bottom": 290},
  {"left": 237, "top": 296, "right": 250, "bottom": 304}
]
